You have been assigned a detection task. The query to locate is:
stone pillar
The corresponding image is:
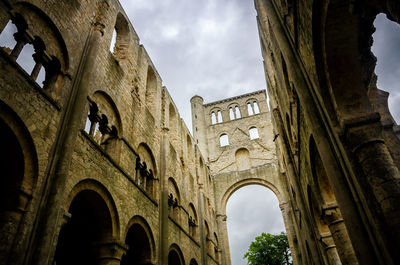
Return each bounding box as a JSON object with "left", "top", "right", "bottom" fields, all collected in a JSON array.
[
  {"left": 320, "top": 234, "right": 342, "bottom": 265},
  {"left": 198, "top": 186, "right": 208, "bottom": 265},
  {"left": 346, "top": 121, "right": 400, "bottom": 252},
  {"left": 93, "top": 240, "right": 127, "bottom": 265},
  {"left": 27, "top": 2, "right": 110, "bottom": 264},
  {"left": 159, "top": 127, "right": 170, "bottom": 265},
  {"left": 0, "top": 190, "right": 31, "bottom": 263},
  {"left": 322, "top": 206, "right": 358, "bottom": 265},
  {"left": 279, "top": 201, "right": 301, "bottom": 265},
  {"left": 255, "top": 0, "right": 380, "bottom": 263},
  {"left": 216, "top": 213, "right": 231, "bottom": 265}
]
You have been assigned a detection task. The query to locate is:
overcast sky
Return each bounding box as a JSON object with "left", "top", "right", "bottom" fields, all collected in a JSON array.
[
  {"left": 118, "top": 1, "right": 283, "bottom": 264},
  {"left": 117, "top": 1, "right": 400, "bottom": 265}
]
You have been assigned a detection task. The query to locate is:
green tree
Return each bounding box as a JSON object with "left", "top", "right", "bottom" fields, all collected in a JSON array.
[{"left": 244, "top": 232, "right": 292, "bottom": 265}]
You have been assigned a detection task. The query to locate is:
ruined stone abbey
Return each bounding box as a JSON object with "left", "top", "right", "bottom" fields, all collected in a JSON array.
[{"left": 1, "top": 0, "right": 400, "bottom": 264}]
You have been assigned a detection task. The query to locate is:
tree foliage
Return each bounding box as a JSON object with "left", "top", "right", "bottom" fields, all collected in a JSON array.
[{"left": 244, "top": 232, "right": 292, "bottom": 265}]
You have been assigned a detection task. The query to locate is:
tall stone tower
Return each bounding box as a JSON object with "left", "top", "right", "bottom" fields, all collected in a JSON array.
[
  {"left": 191, "top": 90, "right": 276, "bottom": 173},
  {"left": 191, "top": 90, "right": 295, "bottom": 265}
]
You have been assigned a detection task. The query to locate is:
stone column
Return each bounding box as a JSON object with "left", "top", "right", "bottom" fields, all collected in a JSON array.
[
  {"left": 93, "top": 240, "right": 127, "bottom": 265},
  {"left": 255, "top": 0, "right": 380, "bottom": 263},
  {"left": 320, "top": 234, "right": 342, "bottom": 265},
  {"left": 216, "top": 213, "right": 231, "bottom": 265},
  {"left": 0, "top": 190, "right": 31, "bottom": 263},
  {"left": 159, "top": 127, "right": 170, "bottom": 265},
  {"left": 321, "top": 206, "right": 358, "bottom": 265},
  {"left": 27, "top": 2, "right": 110, "bottom": 264}
]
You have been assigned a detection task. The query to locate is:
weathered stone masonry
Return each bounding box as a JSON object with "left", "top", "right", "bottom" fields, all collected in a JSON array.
[{"left": 1, "top": 0, "right": 400, "bottom": 265}]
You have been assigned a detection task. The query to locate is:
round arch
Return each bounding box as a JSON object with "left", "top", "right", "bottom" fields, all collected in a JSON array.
[
  {"left": 64, "top": 179, "right": 120, "bottom": 238},
  {"left": 168, "top": 244, "right": 185, "bottom": 265},
  {"left": 121, "top": 215, "right": 156, "bottom": 264},
  {"left": 91, "top": 90, "right": 123, "bottom": 135},
  {"left": 220, "top": 178, "right": 282, "bottom": 216},
  {"left": 0, "top": 101, "right": 38, "bottom": 261}
]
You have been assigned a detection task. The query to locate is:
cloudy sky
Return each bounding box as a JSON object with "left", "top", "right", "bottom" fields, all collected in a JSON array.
[
  {"left": 118, "top": 1, "right": 282, "bottom": 264},
  {"left": 116, "top": 1, "right": 399, "bottom": 265}
]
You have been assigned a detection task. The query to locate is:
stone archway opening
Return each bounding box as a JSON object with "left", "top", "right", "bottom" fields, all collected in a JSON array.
[
  {"left": 226, "top": 184, "right": 286, "bottom": 265},
  {"left": 121, "top": 222, "right": 152, "bottom": 265},
  {"left": 54, "top": 190, "right": 114, "bottom": 265}
]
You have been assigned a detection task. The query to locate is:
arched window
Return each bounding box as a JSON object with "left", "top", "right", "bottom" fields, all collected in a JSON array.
[
  {"left": 188, "top": 203, "right": 199, "bottom": 240},
  {"left": 247, "top": 103, "right": 254, "bottom": 115},
  {"left": 0, "top": 12, "right": 67, "bottom": 97},
  {"left": 110, "top": 13, "right": 129, "bottom": 60},
  {"left": 145, "top": 66, "right": 158, "bottom": 115},
  {"left": 84, "top": 92, "right": 122, "bottom": 160},
  {"left": 235, "top": 106, "right": 241, "bottom": 118},
  {"left": 229, "top": 107, "right": 235, "bottom": 120},
  {"left": 253, "top": 101, "right": 260, "bottom": 114},
  {"left": 217, "top": 110, "right": 223, "bottom": 123},
  {"left": 109, "top": 28, "right": 117, "bottom": 53},
  {"left": 219, "top": 134, "right": 229, "bottom": 147},
  {"left": 211, "top": 112, "right": 217, "bottom": 124},
  {"left": 249, "top": 127, "right": 259, "bottom": 140},
  {"left": 168, "top": 178, "right": 181, "bottom": 222},
  {"left": 136, "top": 143, "right": 157, "bottom": 199}
]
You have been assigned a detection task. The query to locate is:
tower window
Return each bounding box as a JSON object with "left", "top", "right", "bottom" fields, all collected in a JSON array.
[
  {"left": 253, "top": 101, "right": 260, "bottom": 114},
  {"left": 217, "top": 110, "right": 223, "bottom": 123},
  {"left": 211, "top": 112, "right": 217, "bottom": 124},
  {"left": 249, "top": 127, "right": 259, "bottom": 140},
  {"left": 247, "top": 103, "right": 254, "bottom": 115},
  {"left": 229, "top": 107, "right": 235, "bottom": 120},
  {"left": 219, "top": 134, "right": 229, "bottom": 147},
  {"left": 235, "top": 106, "right": 241, "bottom": 118}
]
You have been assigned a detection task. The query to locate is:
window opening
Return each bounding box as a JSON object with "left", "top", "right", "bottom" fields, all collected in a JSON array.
[
  {"left": 219, "top": 134, "right": 229, "bottom": 147},
  {"left": 247, "top": 103, "right": 254, "bottom": 115},
  {"left": 16, "top": 43, "right": 35, "bottom": 75},
  {"left": 235, "top": 106, "right": 241, "bottom": 118},
  {"left": 371, "top": 14, "right": 400, "bottom": 123},
  {"left": 229, "top": 107, "right": 235, "bottom": 120},
  {"left": 36, "top": 66, "right": 46, "bottom": 88},
  {"left": 249, "top": 127, "right": 259, "bottom": 140},
  {"left": 253, "top": 101, "right": 260, "bottom": 114},
  {"left": 217, "top": 110, "right": 223, "bottom": 123},
  {"left": 211, "top": 112, "right": 217, "bottom": 124},
  {"left": 0, "top": 20, "right": 17, "bottom": 52},
  {"left": 110, "top": 28, "right": 117, "bottom": 53}
]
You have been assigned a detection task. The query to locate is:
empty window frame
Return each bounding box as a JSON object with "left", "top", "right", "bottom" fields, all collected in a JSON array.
[
  {"left": 211, "top": 112, "right": 217, "bottom": 124},
  {"left": 229, "top": 107, "right": 235, "bottom": 120},
  {"left": 247, "top": 103, "right": 254, "bottom": 116},
  {"left": 235, "top": 106, "right": 241, "bottom": 118},
  {"left": 217, "top": 110, "right": 223, "bottom": 123},
  {"left": 219, "top": 134, "right": 229, "bottom": 147},
  {"left": 249, "top": 127, "right": 259, "bottom": 140},
  {"left": 253, "top": 101, "right": 260, "bottom": 114}
]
